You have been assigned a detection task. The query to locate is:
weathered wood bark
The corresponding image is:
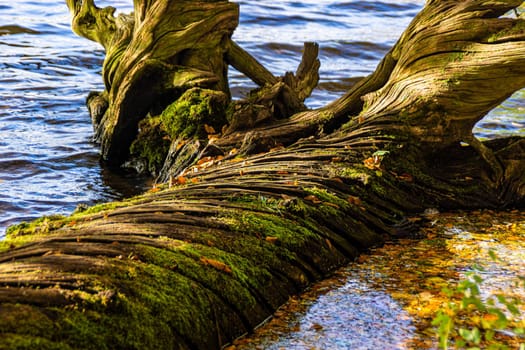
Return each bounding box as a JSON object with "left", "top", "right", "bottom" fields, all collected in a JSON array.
[
  {"left": 66, "top": 0, "right": 319, "bottom": 170},
  {"left": 1, "top": 0, "right": 525, "bottom": 349}
]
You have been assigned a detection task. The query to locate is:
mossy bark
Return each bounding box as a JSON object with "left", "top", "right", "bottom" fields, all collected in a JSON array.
[
  {"left": 66, "top": 0, "right": 319, "bottom": 169},
  {"left": 1, "top": 0, "right": 525, "bottom": 349}
]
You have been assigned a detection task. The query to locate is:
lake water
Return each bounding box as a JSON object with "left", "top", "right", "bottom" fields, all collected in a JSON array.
[{"left": 1, "top": 0, "right": 524, "bottom": 236}]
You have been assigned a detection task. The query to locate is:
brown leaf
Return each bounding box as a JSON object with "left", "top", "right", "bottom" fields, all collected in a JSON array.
[
  {"left": 363, "top": 157, "right": 380, "bottom": 169},
  {"left": 200, "top": 257, "right": 232, "bottom": 274},
  {"left": 311, "top": 323, "right": 324, "bottom": 331},
  {"left": 265, "top": 236, "right": 279, "bottom": 244},
  {"left": 304, "top": 195, "right": 322, "bottom": 204},
  {"left": 398, "top": 173, "right": 414, "bottom": 182},
  {"left": 323, "top": 202, "right": 340, "bottom": 209},
  {"left": 347, "top": 195, "right": 362, "bottom": 206},
  {"left": 175, "top": 176, "right": 187, "bottom": 185},
  {"left": 197, "top": 156, "right": 214, "bottom": 165},
  {"left": 330, "top": 177, "right": 344, "bottom": 183},
  {"left": 203, "top": 124, "right": 216, "bottom": 134}
]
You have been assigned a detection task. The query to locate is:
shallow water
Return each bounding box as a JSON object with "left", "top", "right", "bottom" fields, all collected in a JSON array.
[
  {"left": 0, "top": 2, "right": 523, "bottom": 235},
  {"left": 233, "top": 211, "right": 525, "bottom": 349}
]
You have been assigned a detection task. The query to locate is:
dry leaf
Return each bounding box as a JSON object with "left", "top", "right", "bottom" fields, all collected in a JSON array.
[
  {"left": 304, "top": 195, "right": 322, "bottom": 204},
  {"left": 347, "top": 195, "right": 362, "bottom": 206},
  {"left": 323, "top": 202, "right": 340, "bottom": 209},
  {"left": 200, "top": 257, "right": 232, "bottom": 274},
  {"left": 197, "top": 156, "right": 214, "bottom": 165},
  {"left": 364, "top": 157, "right": 380, "bottom": 169},
  {"left": 398, "top": 173, "right": 414, "bottom": 182},
  {"left": 175, "top": 176, "right": 187, "bottom": 185},
  {"left": 203, "top": 124, "right": 216, "bottom": 134},
  {"left": 265, "top": 236, "right": 279, "bottom": 244}
]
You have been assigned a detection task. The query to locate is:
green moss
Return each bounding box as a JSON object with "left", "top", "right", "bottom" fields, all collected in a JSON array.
[
  {"left": 129, "top": 115, "right": 171, "bottom": 175},
  {"left": 339, "top": 167, "right": 372, "bottom": 185},
  {"left": 304, "top": 187, "right": 351, "bottom": 211},
  {"left": 5, "top": 215, "right": 67, "bottom": 237},
  {"left": 71, "top": 201, "right": 129, "bottom": 217},
  {"left": 226, "top": 194, "right": 284, "bottom": 214},
  {"left": 448, "top": 51, "right": 464, "bottom": 63},
  {"left": 487, "top": 19, "right": 525, "bottom": 43},
  {"left": 133, "top": 243, "right": 273, "bottom": 335},
  {"left": 224, "top": 210, "right": 320, "bottom": 251},
  {"left": 160, "top": 88, "right": 228, "bottom": 140},
  {"left": 3, "top": 255, "right": 221, "bottom": 350}
]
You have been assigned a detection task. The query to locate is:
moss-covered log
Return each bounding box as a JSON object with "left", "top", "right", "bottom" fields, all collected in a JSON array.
[{"left": 1, "top": 0, "right": 525, "bottom": 349}]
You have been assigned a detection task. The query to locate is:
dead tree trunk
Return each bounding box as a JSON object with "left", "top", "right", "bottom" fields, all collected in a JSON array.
[{"left": 0, "top": 0, "right": 524, "bottom": 349}]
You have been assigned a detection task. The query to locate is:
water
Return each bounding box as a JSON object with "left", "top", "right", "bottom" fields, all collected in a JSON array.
[
  {"left": 0, "top": 1, "right": 143, "bottom": 234},
  {"left": 0, "top": 1, "right": 523, "bottom": 237},
  {"left": 235, "top": 211, "right": 525, "bottom": 349}
]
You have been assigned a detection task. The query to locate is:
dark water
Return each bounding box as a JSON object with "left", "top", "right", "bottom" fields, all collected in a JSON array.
[{"left": 0, "top": 0, "right": 523, "bottom": 238}]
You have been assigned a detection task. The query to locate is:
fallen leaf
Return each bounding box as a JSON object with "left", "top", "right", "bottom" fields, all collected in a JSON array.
[
  {"left": 175, "top": 176, "right": 187, "bottom": 185},
  {"left": 150, "top": 186, "right": 161, "bottom": 193},
  {"left": 200, "top": 257, "right": 232, "bottom": 274},
  {"left": 347, "top": 195, "right": 362, "bottom": 206},
  {"left": 197, "top": 156, "right": 214, "bottom": 165},
  {"left": 265, "top": 236, "right": 279, "bottom": 244},
  {"left": 323, "top": 202, "right": 340, "bottom": 209},
  {"left": 364, "top": 157, "right": 380, "bottom": 169},
  {"left": 203, "top": 124, "right": 216, "bottom": 134},
  {"left": 304, "top": 195, "right": 322, "bottom": 204},
  {"left": 311, "top": 323, "right": 324, "bottom": 331},
  {"left": 325, "top": 238, "right": 334, "bottom": 250},
  {"left": 398, "top": 173, "right": 414, "bottom": 182}
]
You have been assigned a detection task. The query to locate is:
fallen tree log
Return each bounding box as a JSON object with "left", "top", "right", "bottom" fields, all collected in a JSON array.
[{"left": 0, "top": 0, "right": 524, "bottom": 349}]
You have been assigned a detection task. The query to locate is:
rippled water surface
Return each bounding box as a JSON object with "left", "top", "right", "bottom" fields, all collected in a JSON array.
[{"left": 1, "top": 1, "right": 524, "bottom": 237}]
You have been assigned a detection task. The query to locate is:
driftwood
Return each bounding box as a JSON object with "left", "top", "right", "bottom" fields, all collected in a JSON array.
[
  {"left": 0, "top": 0, "right": 524, "bottom": 349},
  {"left": 66, "top": 0, "right": 319, "bottom": 172}
]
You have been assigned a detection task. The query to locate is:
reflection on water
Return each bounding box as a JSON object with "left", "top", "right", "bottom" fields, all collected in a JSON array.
[
  {"left": 0, "top": 0, "right": 524, "bottom": 238},
  {"left": 0, "top": 1, "right": 140, "bottom": 235},
  {"left": 234, "top": 211, "right": 525, "bottom": 349}
]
